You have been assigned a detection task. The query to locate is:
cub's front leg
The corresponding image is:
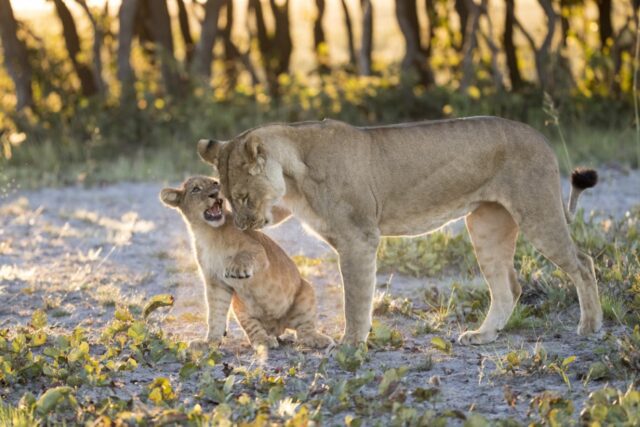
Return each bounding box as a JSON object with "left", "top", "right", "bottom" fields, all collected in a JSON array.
[
  {"left": 224, "top": 246, "right": 269, "bottom": 279},
  {"left": 190, "top": 279, "right": 233, "bottom": 351}
]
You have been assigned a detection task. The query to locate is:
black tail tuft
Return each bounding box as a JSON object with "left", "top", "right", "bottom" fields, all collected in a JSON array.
[{"left": 571, "top": 168, "right": 598, "bottom": 190}]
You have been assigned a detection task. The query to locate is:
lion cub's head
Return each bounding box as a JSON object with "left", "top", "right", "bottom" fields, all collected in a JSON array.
[{"left": 160, "top": 176, "right": 226, "bottom": 228}]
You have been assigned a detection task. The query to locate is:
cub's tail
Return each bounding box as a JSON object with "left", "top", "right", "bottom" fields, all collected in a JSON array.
[{"left": 566, "top": 167, "right": 598, "bottom": 222}]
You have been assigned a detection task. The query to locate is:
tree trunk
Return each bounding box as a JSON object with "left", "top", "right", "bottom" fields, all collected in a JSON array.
[
  {"left": 176, "top": 0, "right": 195, "bottom": 64},
  {"left": 536, "top": 0, "right": 556, "bottom": 90},
  {"left": 219, "top": 0, "right": 260, "bottom": 87},
  {"left": 559, "top": 0, "right": 570, "bottom": 47},
  {"left": 53, "top": 0, "right": 98, "bottom": 97},
  {"left": 148, "top": 0, "right": 180, "bottom": 95},
  {"left": 359, "top": 0, "right": 373, "bottom": 75},
  {"left": 460, "top": 0, "right": 482, "bottom": 90},
  {"left": 270, "top": 0, "right": 292, "bottom": 77},
  {"left": 133, "top": 0, "right": 154, "bottom": 58},
  {"left": 192, "top": 0, "right": 224, "bottom": 79},
  {"left": 424, "top": 0, "right": 437, "bottom": 55},
  {"left": 74, "top": 0, "right": 108, "bottom": 97},
  {"left": 596, "top": 0, "right": 613, "bottom": 48},
  {"left": 503, "top": 0, "right": 522, "bottom": 89},
  {"left": 395, "top": 0, "right": 433, "bottom": 85},
  {"left": 340, "top": 0, "right": 357, "bottom": 69},
  {"left": 314, "top": 0, "right": 329, "bottom": 73},
  {"left": 0, "top": 0, "right": 33, "bottom": 110},
  {"left": 250, "top": 0, "right": 269, "bottom": 55},
  {"left": 117, "top": 0, "right": 139, "bottom": 99},
  {"left": 219, "top": 0, "right": 237, "bottom": 85},
  {"left": 248, "top": 0, "right": 291, "bottom": 93},
  {"left": 513, "top": 0, "right": 557, "bottom": 90},
  {"left": 480, "top": 6, "right": 504, "bottom": 91},
  {"left": 454, "top": 0, "right": 469, "bottom": 51}
]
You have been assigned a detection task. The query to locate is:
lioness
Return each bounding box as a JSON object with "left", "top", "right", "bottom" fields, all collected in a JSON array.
[
  {"left": 197, "top": 116, "right": 601, "bottom": 345},
  {"left": 160, "top": 176, "right": 334, "bottom": 350}
]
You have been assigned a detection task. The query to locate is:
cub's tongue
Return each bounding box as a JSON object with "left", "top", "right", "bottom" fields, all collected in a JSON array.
[{"left": 207, "top": 204, "right": 221, "bottom": 217}]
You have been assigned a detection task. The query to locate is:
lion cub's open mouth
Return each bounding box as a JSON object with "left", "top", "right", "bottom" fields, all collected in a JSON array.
[{"left": 204, "top": 198, "right": 224, "bottom": 222}]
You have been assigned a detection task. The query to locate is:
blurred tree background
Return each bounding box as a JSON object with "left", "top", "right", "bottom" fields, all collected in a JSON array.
[{"left": 0, "top": 0, "right": 638, "bottom": 186}]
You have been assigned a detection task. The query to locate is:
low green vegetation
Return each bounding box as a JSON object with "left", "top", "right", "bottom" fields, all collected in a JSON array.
[{"left": 2, "top": 299, "right": 638, "bottom": 426}]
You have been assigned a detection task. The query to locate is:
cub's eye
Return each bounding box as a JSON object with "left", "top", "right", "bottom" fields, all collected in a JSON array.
[{"left": 191, "top": 186, "right": 202, "bottom": 194}]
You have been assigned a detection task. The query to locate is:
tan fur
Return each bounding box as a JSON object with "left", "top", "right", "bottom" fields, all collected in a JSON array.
[
  {"left": 197, "top": 116, "right": 603, "bottom": 345},
  {"left": 160, "top": 176, "right": 333, "bottom": 350}
]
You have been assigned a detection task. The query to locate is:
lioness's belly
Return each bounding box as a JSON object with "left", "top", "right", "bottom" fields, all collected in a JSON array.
[{"left": 379, "top": 202, "right": 479, "bottom": 237}]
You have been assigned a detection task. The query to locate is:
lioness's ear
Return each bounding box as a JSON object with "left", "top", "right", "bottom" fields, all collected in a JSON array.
[
  {"left": 197, "top": 139, "right": 225, "bottom": 167},
  {"left": 244, "top": 136, "right": 266, "bottom": 175},
  {"left": 160, "top": 188, "right": 183, "bottom": 208}
]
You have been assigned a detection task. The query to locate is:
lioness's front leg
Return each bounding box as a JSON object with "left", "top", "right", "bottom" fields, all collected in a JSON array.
[{"left": 334, "top": 233, "right": 380, "bottom": 345}]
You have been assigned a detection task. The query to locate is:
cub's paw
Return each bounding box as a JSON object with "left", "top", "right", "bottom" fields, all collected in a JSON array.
[
  {"left": 252, "top": 335, "right": 279, "bottom": 350},
  {"left": 224, "top": 258, "right": 254, "bottom": 279},
  {"left": 457, "top": 329, "right": 498, "bottom": 346},
  {"left": 188, "top": 339, "right": 218, "bottom": 353},
  {"left": 300, "top": 333, "right": 335, "bottom": 349}
]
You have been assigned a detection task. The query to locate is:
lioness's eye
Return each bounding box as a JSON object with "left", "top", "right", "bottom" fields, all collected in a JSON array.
[
  {"left": 191, "top": 186, "right": 202, "bottom": 193},
  {"left": 235, "top": 193, "right": 249, "bottom": 205}
]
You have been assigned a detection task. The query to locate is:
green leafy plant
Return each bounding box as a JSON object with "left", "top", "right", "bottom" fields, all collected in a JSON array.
[
  {"left": 528, "top": 391, "right": 574, "bottom": 426},
  {"left": 143, "top": 294, "right": 174, "bottom": 319},
  {"left": 580, "top": 386, "right": 640, "bottom": 426},
  {"left": 430, "top": 336, "right": 452, "bottom": 355},
  {"left": 335, "top": 344, "right": 368, "bottom": 372},
  {"left": 548, "top": 356, "right": 577, "bottom": 392},
  {"left": 367, "top": 320, "right": 404, "bottom": 349}
]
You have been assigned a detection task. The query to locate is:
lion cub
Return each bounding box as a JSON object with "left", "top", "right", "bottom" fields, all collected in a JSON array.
[{"left": 160, "top": 176, "right": 333, "bottom": 350}]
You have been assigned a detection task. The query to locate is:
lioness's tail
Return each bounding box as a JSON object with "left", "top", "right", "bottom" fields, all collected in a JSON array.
[{"left": 565, "top": 168, "right": 598, "bottom": 222}]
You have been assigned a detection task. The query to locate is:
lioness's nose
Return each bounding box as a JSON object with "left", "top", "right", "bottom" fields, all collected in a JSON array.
[{"left": 208, "top": 191, "right": 218, "bottom": 198}]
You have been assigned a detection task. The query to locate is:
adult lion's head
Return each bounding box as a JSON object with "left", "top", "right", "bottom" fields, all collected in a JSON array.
[{"left": 197, "top": 132, "right": 286, "bottom": 230}]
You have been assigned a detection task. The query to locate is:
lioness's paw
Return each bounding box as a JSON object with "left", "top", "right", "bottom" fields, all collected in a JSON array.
[
  {"left": 340, "top": 331, "right": 368, "bottom": 346},
  {"left": 577, "top": 316, "right": 603, "bottom": 336},
  {"left": 300, "top": 333, "right": 335, "bottom": 349},
  {"left": 458, "top": 330, "right": 498, "bottom": 346},
  {"left": 224, "top": 260, "right": 254, "bottom": 279}
]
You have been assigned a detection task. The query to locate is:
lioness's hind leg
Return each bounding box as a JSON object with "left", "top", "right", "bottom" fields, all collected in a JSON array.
[
  {"left": 459, "top": 202, "right": 520, "bottom": 345},
  {"left": 287, "top": 280, "right": 334, "bottom": 348},
  {"left": 517, "top": 204, "right": 602, "bottom": 336}
]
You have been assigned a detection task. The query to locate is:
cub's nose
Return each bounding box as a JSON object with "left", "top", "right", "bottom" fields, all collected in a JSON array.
[{"left": 208, "top": 182, "right": 220, "bottom": 197}]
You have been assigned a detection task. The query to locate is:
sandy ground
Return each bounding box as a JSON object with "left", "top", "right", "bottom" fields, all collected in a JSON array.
[{"left": 0, "top": 168, "right": 639, "bottom": 422}]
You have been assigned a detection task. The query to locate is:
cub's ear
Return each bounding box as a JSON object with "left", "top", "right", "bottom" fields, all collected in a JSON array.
[
  {"left": 197, "top": 139, "right": 225, "bottom": 167},
  {"left": 244, "top": 136, "right": 266, "bottom": 175},
  {"left": 160, "top": 188, "right": 183, "bottom": 208}
]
